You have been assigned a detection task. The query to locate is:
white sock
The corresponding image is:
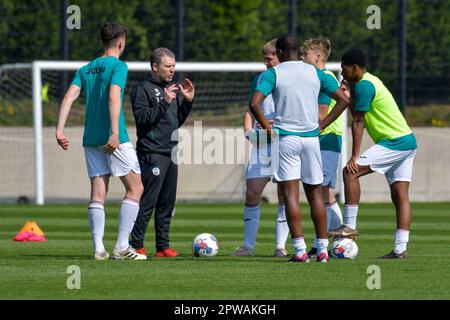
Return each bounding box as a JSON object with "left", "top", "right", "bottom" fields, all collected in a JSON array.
[
  {"left": 316, "top": 238, "right": 329, "bottom": 255},
  {"left": 88, "top": 201, "right": 105, "bottom": 253},
  {"left": 327, "top": 201, "right": 343, "bottom": 231},
  {"left": 343, "top": 204, "right": 359, "bottom": 229},
  {"left": 275, "top": 204, "right": 289, "bottom": 250},
  {"left": 115, "top": 198, "right": 140, "bottom": 251},
  {"left": 243, "top": 204, "right": 260, "bottom": 251},
  {"left": 292, "top": 237, "right": 306, "bottom": 257},
  {"left": 394, "top": 229, "right": 409, "bottom": 254}
]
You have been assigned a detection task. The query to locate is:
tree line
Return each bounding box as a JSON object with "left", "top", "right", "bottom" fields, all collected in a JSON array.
[{"left": 1, "top": 0, "right": 449, "bottom": 104}]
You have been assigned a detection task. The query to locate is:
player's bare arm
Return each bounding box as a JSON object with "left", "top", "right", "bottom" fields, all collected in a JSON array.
[
  {"left": 340, "top": 80, "right": 356, "bottom": 117},
  {"left": 56, "top": 84, "right": 81, "bottom": 150},
  {"left": 244, "top": 111, "right": 274, "bottom": 132},
  {"left": 244, "top": 111, "right": 253, "bottom": 133},
  {"left": 104, "top": 84, "right": 121, "bottom": 155},
  {"left": 178, "top": 78, "right": 195, "bottom": 102},
  {"left": 347, "top": 111, "right": 365, "bottom": 174},
  {"left": 319, "top": 88, "right": 350, "bottom": 131},
  {"left": 243, "top": 111, "right": 255, "bottom": 141},
  {"left": 250, "top": 91, "right": 272, "bottom": 137}
]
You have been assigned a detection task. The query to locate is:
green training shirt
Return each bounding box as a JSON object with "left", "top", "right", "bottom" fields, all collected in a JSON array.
[
  {"left": 71, "top": 56, "right": 130, "bottom": 147},
  {"left": 354, "top": 72, "right": 417, "bottom": 151},
  {"left": 318, "top": 69, "right": 343, "bottom": 153}
]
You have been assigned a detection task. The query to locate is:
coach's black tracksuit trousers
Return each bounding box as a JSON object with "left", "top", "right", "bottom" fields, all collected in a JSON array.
[
  {"left": 129, "top": 73, "right": 193, "bottom": 251},
  {"left": 130, "top": 152, "right": 178, "bottom": 251}
]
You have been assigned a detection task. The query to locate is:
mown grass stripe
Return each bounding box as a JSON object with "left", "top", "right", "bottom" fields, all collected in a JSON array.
[{"left": 0, "top": 203, "right": 449, "bottom": 299}]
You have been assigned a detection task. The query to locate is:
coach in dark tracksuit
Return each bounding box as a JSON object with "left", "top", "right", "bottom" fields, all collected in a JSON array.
[{"left": 129, "top": 47, "right": 195, "bottom": 257}]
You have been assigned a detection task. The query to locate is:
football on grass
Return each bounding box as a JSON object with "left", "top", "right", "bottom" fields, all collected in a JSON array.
[
  {"left": 331, "top": 237, "right": 358, "bottom": 259},
  {"left": 192, "top": 233, "right": 219, "bottom": 257}
]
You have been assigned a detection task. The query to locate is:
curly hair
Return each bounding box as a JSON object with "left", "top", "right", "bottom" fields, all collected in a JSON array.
[
  {"left": 300, "top": 37, "right": 332, "bottom": 61},
  {"left": 341, "top": 48, "right": 368, "bottom": 68}
]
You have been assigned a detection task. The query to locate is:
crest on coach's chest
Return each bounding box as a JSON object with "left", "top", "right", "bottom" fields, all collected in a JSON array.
[{"left": 154, "top": 88, "right": 163, "bottom": 102}]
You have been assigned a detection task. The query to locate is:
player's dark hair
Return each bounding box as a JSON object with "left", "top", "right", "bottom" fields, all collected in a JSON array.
[
  {"left": 341, "top": 48, "right": 368, "bottom": 69},
  {"left": 150, "top": 47, "right": 176, "bottom": 65},
  {"left": 276, "top": 34, "right": 300, "bottom": 56},
  {"left": 100, "top": 22, "right": 128, "bottom": 48}
]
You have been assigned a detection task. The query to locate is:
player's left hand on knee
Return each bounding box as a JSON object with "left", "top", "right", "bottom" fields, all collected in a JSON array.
[{"left": 346, "top": 157, "right": 359, "bottom": 174}]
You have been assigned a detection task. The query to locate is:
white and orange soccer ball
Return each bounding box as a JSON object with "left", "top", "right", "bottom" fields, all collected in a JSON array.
[{"left": 192, "top": 233, "right": 219, "bottom": 257}]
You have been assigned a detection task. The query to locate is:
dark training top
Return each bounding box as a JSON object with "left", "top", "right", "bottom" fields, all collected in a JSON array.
[{"left": 131, "top": 73, "right": 193, "bottom": 155}]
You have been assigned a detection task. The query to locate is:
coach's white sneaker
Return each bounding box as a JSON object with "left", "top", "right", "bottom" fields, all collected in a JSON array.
[
  {"left": 94, "top": 251, "right": 110, "bottom": 261},
  {"left": 111, "top": 246, "right": 147, "bottom": 260},
  {"left": 231, "top": 246, "right": 254, "bottom": 256}
]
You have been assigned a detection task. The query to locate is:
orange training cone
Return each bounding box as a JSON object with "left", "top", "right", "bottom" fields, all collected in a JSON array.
[
  {"left": 13, "top": 221, "right": 46, "bottom": 242},
  {"left": 19, "top": 221, "right": 45, "bottom": 236}
]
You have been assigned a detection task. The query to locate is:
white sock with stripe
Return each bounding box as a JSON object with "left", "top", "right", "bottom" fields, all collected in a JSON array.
[
  {"left": 243, "top": 205, "right": 260, "bottom": 251},
  {"left": 115, "top": 198, "right": 140, "bottom": 251},
  {"left": 343, "top": 204, "right": 359, "bottom": 229},
  {"left": 275, "top": 204, "right": 289, "bottom": 250},
  {"left": 88, "top": 201, "right": 105, "bottom": 254}
]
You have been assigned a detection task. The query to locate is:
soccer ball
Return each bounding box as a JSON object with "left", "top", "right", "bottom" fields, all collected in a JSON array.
[
  {"left": 192, "top": 233, "right": 219, "bottom": 257},
  {"left": 331, "top": 237, "right": 358, "bottom": 259}
]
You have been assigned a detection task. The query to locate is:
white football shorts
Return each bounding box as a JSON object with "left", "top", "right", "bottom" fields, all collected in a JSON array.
[
  {"left": 84, "top": 142, "right": 141, "bottom": 178},
  {"left": 356, "top": 144, "right": 417, "bottom": 185},
  {"left": 246, "top": 145, "right": 272, "bottom": 180},
  {"left": 271, "top": 135, "right": 323, "bottom": 185}
]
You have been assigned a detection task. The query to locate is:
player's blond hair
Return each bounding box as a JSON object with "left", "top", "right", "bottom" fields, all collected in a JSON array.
[
  {"left": 301, "top": 37, "right": 332, "bottom": 61},
  {"left": 262, "top": 38, "right": 277, "bottom": 55}
]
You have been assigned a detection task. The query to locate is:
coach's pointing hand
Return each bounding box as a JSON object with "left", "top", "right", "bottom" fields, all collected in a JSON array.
[{"left": 178, "top": 79, "right": 195, "bottom": 103}]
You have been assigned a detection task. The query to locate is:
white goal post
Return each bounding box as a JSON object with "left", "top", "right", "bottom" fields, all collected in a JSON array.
[{"left": 28, "top": 61, "right": 346, "bottom": 205}]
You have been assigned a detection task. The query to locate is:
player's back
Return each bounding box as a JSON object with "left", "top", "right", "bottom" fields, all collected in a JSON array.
[
  {"left": 73, "top": 56, "right": 129, "bottom": 146},
  {"left": 272, "top": 61, "right": 320, "bottom": 133},
  {"left": 78, "top": 56, "right": 124, "bottom": 122}
]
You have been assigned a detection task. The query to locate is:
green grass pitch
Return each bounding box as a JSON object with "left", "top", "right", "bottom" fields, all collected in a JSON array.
[{"left": 0, "top": 202, "right": 449, "bottom": 300}]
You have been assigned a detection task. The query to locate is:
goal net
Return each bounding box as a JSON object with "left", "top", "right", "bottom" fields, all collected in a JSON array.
[{"left": 0, "top": 61, "right": 344, "bottom": 204}]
